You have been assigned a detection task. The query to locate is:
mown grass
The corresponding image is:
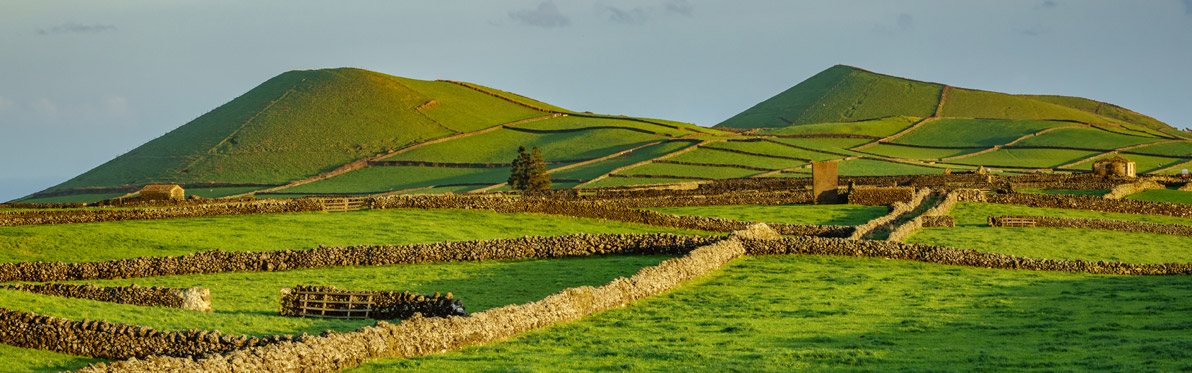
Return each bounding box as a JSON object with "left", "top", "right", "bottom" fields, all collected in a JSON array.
[
  {"left": 862, "top": 144, "right": 976, "bottom": 160},
  {"left": 618, "top": 163, "right": 759, "bottom": 179},
  {"left": 837, "top": 159, "right": 945, "bottom": 176},
  {"left": 1124, "top": 188, "right": 1192, "bottom": 205},
  {"left": 354, "top": 255, "right": 1192, "bottom": 371},
  {"left": 1, "top": 255, "right": 673, "bottom": 372},
  {"left": 708, "top": 141, "right": 838, "bottom": 161},
  {"left": 907, "top": 202, "right": 1192, "bottom": 263},
  {"left": 768, "top": 137, "right": 872, "bottom": 153},
  {"left": 0, "top": 208, "right": 708, "bottom": 263},
  {"left": 645, "top": 204, "right": 887, "bottom": 226},
  {"left": 1128, "top": 141, "right": 1192, "bottom": 157},
  {"left": 893, "top": 118, "right": 1065, "bottom": 147},
  {"left": 955, "top": 148, "right": 1098, "bottom": 168},
  {"left": 276, "top": 166, "right": 510, "bottom": 195},
  {"left": 550, "top": 141, "right": 695, "bottom": 181},
  {"left": 1012, "top": 127, "right": 1163, "bottom": 149},
  {"left": 385, "top": 128, "right": 662, "bottom": 164},
  {"left": 758, "top": 116, "right": 920, "bottom": 137},
  {"left": 666, "top": 147, "right": 805, "bottom": 170}
]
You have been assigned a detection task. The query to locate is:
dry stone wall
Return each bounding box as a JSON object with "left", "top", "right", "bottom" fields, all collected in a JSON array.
[
  {"left": 847, "top": 187, "right": 916, "bottom": 206},
  {"left": 0, "top": 283, "right": 210, "bottom": 312},
  {"left": 77, "top": 227, "right": 765, "bottom": 372},
  {"left": 986, "top": 193, "right": 1192, "bottom": 218},
  {"left": 1103, "top": 180, "right": 1165, "bottom": 199},
  {"left": 0, "top": 233, "right": 719, "bottom": 283},
  {"left": 886, "top": 190, "right": 962, "bottom": 242},
  {"left": 849, "top": 188, "right": 931, "bottom": 240},
  {"left": 279, "top": 285, "right": 465, "bottom": 320},
  {"left": 0, "top": 199, "right": 323, "bottom": 227},
  {"left": 988, "top": 215, "right": 1192, "bottom": 236}
]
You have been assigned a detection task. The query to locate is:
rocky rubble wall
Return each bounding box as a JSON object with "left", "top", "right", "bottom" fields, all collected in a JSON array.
[
  {"left": 741, "top": 236, "right": 1192, "bottom": 276},
  {"left": 0, "top": 283, "right": 210, "bottom": 312},
  {"left": 0, "top": 233, "right": 720, "bottom": 283},
  {"left": 0, "top": 199, "right": 323, "bottom": 227},
  {"left": 988, "top": 215, "right": 1192, "bottom": 236},
  {"left": 885, "top": 190, "right": 962, "bottom": 242},
  {"left": 279, "top": 285, "right": 465, "bottom": 320},
  {"left": 1103, "top": 180, "right": 1165, "bottom": 199},
  {"left": 77, "top": 227, "right": 767, "bottom": 372},
  {"left": 985, "top": 193, "right": 1192, "bottom": 218},
  {"left": 847, "top": 187, "right": 916, "bottom": 206},
  {"left": 848, "top": 188, "right": 931, "bottom": 240}
]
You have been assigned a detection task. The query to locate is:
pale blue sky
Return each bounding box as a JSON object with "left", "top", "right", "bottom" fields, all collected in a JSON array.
[{"left": 2, "top": 0, "right": 1190, "bottom": 201}]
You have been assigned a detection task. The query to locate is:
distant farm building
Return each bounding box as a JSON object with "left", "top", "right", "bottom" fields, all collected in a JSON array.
[
  {"left": 1092, "top": 156, "right": 1136, "bottom": 178},
  {"left": 139, "top": 184, "right": 185, "bottom": 200}
]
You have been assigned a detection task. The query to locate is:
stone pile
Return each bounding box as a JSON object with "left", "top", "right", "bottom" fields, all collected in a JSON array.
[{"left": 0, "top": 283, "right": 210, "bottom": 312}]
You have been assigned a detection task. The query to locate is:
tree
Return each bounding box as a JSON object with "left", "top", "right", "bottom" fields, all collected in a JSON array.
[{"left": 508, "top": 145, "right": 551, "bottom": 192}]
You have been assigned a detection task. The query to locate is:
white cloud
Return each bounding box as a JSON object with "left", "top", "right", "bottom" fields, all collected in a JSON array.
[
  {"left": 103, "top": 95, "right": 130, "bottom": 117},
  {"left": 509, "top": 1, "right": 571, "bottom": 28},
  {"left": 31, "top": 98, "right": 59, "bottom": 121}
]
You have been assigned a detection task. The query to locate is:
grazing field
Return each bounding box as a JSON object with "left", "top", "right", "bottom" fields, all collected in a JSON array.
[
  {"left": 1025, "top": 95, "right": 1173, "bottom": 132},
  {"left": 861, "top": 144, "right": 977, "bottom": 160},
  {"left": 274, "top": 166, "right": 510, "bottom": 195},
  {"left": 893, "top": 119, "right": 1065, "bottom": 147},
  {"left": 940, "top": 88, "right": 1114, "bottom": 124},
  {"left": 767, "top": 137, "right": 872, "bottom": 153},
  {"left": 837, "top": 159, "right": 945, "bottom": 176},
  {"left": 618, "top": 162, "right": 759, "bottom": 179},
  {"left": 1012, "top": 127, "right": 1161, "bottom": 149},
  {"left": 1066, "top": 153, "right": 1186, "bottom": 174},
  {"left": 19, "top": 193, "right": 127, "bottom": 204},
  {"left": 907, "top": 202, "right": 1192, "bottom": 263},
  {"left": 547, "top": 141, "right": 695, "bottom": 181},
  {"left": 758, "top": 116, "right": 920, "bottom": 137},
  {"left": 645, "top": 204, "right": 887, "bottom": 226},
  {"left": 666, "top": 148, "right": 804, "bottom": 170},
  {"left": 512, "top": 116, "right": 695, "bottom": 137},
  {"left": 1127, "top": 141, "right": 1192, "bottom": 156},
  {"left": 953, "top": 148, "right": 1098, "bottom": 168},
  {"left": 709, "top": 141, "right": 837, "bottom": 161},
  {"left": 185, "top": 186, "right": 269, "bottom": 199},
  {"left": 1124, "top": 188, "right": 1192, "bottom": 205},
  {"left": 385, "top": 128, "right": 661, "bottom": 164},
  {"left": 0, "top": 208, "right": 707, "bottom": 263},
  {"left": 582, "top": 176, "right": 696, "bottom": 189},
  {"left": 355, "top": 255, "right": 1192, "bottom": 371}
]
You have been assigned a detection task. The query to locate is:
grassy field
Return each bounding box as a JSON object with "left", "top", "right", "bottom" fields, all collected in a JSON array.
[
  {"left": 355, "top": 254, "right": 1192, "bottom": 371},
  {"left": 1124, "top": 188, "right": 1192, "bottom": 205},
  {"left": 550, "top": 141, "right": 695, "bottom": 181},
  {"left": 1064, "top": 153, "right": 1187, "bottom": 174},
  {"left": 954, "top": 148, "right": 1098, "bottom": 168},
  {"left": 718, "top": 66, "right": 941, "bottom": 128},
  {"left": 0, "top": 208, "right": 708, "bottom": 263},
  {"left": 645, "top": 204, "right": 887, "bottom": 226},
  {"left": 582, "top": 177, "right": 696, "bottom": 189},
  {"left": 274, "top": 166, "right": 510, "bottom": 195},
  {"left": 708, "top": 141, "right": 838, "bottom": 161},
  {"left": 940, "top": 88, "right": 1118, "bottom": 124},
  {"left": 618, "top": 162, "right": 759, "bottom": 179},
  {"left": 2, "top": 254, "right": 673, "bottom": 372},
  {"left": 1025, "top": 95, "right": 1171, "bottom": 132},
  {"left": 1127, "top": 141, "right": 1192, "bottom": 157},
  {"left": 893, "top": 118, "right": 1065, "bottom": 147},
  {"left": 385, "top": 128, "right": 661, "bottom": 164},
  {"left": 758, "top": 116, "right": 919, "bottom": 137},
  {"left": 1012, "top": 127, "right": 1163, "bottom": 149},
  {"left": 907, "top": 202, "right": 1192, "bottom": 263},
  {"left": 512, "top": 115, "right": 694, "bottom": 137},
  {"left": 837, "top": 159, "right": 946, "bottom": 176},
  {"left": 18, "top": 193, "right": 127, "bottom": 204},
  {"left": 861, "top": 144, "right": 977, "bottom": 160},
  {"left": 665, "top": 147, "right": 804, "bottom": 170},
  {"left": 768, "top": 137, "right": 872, "bottom": 153}
]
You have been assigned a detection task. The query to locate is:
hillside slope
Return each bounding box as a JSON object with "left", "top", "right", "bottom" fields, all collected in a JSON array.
[{"left": 34, "top": 68, "right": 547, "bottom": 194}]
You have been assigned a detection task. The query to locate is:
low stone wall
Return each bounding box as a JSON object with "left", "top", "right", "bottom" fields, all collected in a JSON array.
[
  {"left": 920, "top": 216, "right": 955, "bottom": 228},
  {"left": 885, "top": 190, "right": 961, "bottom": 242},
  {"left": 279, "top": 285, "right": 465, "bottom": 320},
  {"left": 77, "top": 226, "right": 774, "bottom": 372},
  {"left": 371, "top": 194, "right": 849, "bottom": 237},
  {"left": 988, "top": 215, "right": 1192, "bottom": 236},
  {"left": 986, "top": 193, "right": 1192, "bottom": 218},
  {"left": 849, "top": 188, "right": 931, "bottom": 240},
  {"left": 0, "top": 283, "right": 211, "bottom": 312},
  {"left": 1103, "top": 180, "right": 1165, "bottom": 199},
  {"left": 0, "top": 199, "right": 323, "bottom": 227},
  {"left": 0, "top": 307, "right": 293, "bottom": 360},
  {"left": 741, "top": 236, "right": 1192, "bottom": 276},
  {"left": 847, "top": 187, "right": 916, "bottom": 206},
  {"left": 0, "top": 233, "right": 719, "bottom": 283}
]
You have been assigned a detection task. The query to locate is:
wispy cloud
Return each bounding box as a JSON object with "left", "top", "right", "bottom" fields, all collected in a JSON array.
[
  {"left": 509, "top": 1, "right": 571, "bottom": 28},
  {"left": 606, "top": 6, "right": 649, "bottom": 25},
  {"left": 664, "top": 0, "right": 694, "bottom": 16},
  {"left": 897, "top": 13, "right": 914, "bottom": 30},
  {"left": 1035, "top": 0, "right": 1059, "bottom": 10},
  {"left": 1182, "top": 0, "right": 1192, "bottom": 15},
  {"left": 36, "top": 23, "right": 117, "bottom": 36},
  {"left": 598, "top": 0, "right": 696, "bottom": 25}
]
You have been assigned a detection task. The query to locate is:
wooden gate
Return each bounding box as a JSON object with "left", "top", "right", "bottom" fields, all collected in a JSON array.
[
  {"left": 318, "top": 197, "right": 369, "bottom": 212},
  {"left": 292, "top": 288, "right": 376, "bottom": 319}
]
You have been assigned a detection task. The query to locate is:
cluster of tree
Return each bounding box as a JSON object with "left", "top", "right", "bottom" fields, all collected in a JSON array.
[{"left": 509, "top": 146, "right": 551, "bottom": 192}]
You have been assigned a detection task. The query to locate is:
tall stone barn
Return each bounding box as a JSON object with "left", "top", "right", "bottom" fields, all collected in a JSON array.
[{"left": 1092, "top": 156, "right": 1135, "bottom": 178}]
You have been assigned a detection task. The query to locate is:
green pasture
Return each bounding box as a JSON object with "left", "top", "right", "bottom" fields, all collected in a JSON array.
[
  {"left": 1065, "top": 153, "right": 1186, "bottom": 174},
  {"left": 837, "top": 159, "right": 945, "bottom": 176},
  {"left": 1012, "top": 127, "right": 1163, "bottom": 149},
  {"left": 907, "top": 202, "right": 1192, "bottom": 263},
  {"left": 17, "top": 193, "right": 126, "bottom": 204},
  {"left": 357, "top": 255, "right": 1192, "bottom": 371},
  {"left": 1025, "top": 95, "right": 1170, "bottom": 132},
  {"left": 513, "top": 116, "right": 693, "bottom": 137},
  {"left": 619, "top": 163, "right": 756, "bottom": 179},
  {"left": 954, "top": 148, "right": 1098, "bottom": 168},
  {"left": 861, "top": 144, "right": 977, "bottom": 160},
  {"left": 275, "top": 166, "right": 508, "bottom": 195},
  {"left": 385, "top": 128, "right": 661, "bottom": 164},
  {"left": 940, "top": 88, "right": 1116, "bottom": 125},
  {"left": 646, "top": 204, "right": 887, "bottom": 226},
  {"left": 758, "top": 116, "right": 920, "bottom": 137},
  {"left": 893, "top": 118, "right": 1066, "bottom": 147},
  {"left": 1124, "top": 188, "right": 1192, "bottom": 205},
  {"left": 1128, "top": 141, "right": 1192, "bottom": 157},
  {"left": 583, "top": 177, "right": 695, "bottom": 189},
  {"left": 550, "top": 141, "right": 695, "bottom": 181},
  {"left": 0, "top": 208, "right": 708, "bottom": 263},
  {"left": 666, "top": 147, "right": 805, "bottom": 170},
  {"left": 185, "top": 187, "right": 265, "bottom": 199},
  {"left": 709, "top": 141, "right": 837, "bottom": 161},
  {"left": 767, "top": 137, "right": 873, "bottom": 152}
]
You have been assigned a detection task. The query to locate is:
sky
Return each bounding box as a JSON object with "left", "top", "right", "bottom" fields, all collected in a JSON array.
[{"left": 1, "top": 0, "right": 1190, "bottom": 202}]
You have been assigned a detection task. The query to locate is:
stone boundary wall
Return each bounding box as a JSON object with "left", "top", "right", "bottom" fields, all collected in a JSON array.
[
  {"left": 1103, "top": 180, "right": 1165, "bottom": 199},
  {"left": 653, "top": 160, "right": 778, "bottom": 172},
  {"left": 0, "top": 199, "right": 323, "bottom": 227},
  {"left": 848, "top": 188, "right": 931, "bottom": 240},
  {"left": 504, "top": 125, "right": 661, "bottom": 136},
  {"left": 0, "top": 233, "right": 719, "bottom": 283},
  {"left": 367, "top": 159, "right": 583, "bottom": 168},
  {"left": 988, "top": 215, "right": 1192, "bottom": 236},
  {"left": 741, "top": 236, "right": 1192, "bottom": 276},
  {"left": 77, "top": 226, "right": 773, "bottom": 372},
  {"left": 0, "top": 307, "right": 295, "bottom": 360},
  {"left": 280, "top": 285, "right": 465, "bottom": 320},
  {"left": 847, "top": 187, "right": 916, "bottom": 206},
  {"left": 920, "top": 216, "right": 955, "bottom": 228},
  {"left": 885, "top": 190, "right": 963, "bottom": 242},
  {"left": 370, "top": 194, "right": 850, "bottom": 237},
  {"left": 0, "top": 283, "right": 211, "bottom": 312},
  {"left": 985, "top": 193, "right": 1192, "bottom": 218}
]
